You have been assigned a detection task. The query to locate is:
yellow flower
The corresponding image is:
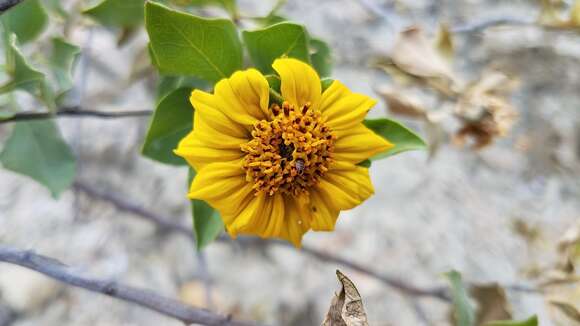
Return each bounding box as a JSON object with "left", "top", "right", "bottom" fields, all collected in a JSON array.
[{"left": 175, "top": 58, "right": 393, "bottom": 247}]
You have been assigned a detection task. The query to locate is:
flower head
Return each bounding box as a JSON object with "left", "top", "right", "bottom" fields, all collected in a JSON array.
[{"left": 175, "top": 58, "right": 393, "bottom": 246}]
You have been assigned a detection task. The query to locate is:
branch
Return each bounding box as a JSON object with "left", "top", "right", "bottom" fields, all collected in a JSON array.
[
  {"left": 354, "top": 0, "right": 536, "bottom": 34},
  {"left": 0, "top": 0, "right": 22, "bottom": 13},
  {"left": 73, "top": 180, "right": 452, "bottom": 302},
  {"left": 0, "top": 107, "right": 153, "bottom": 124},
  {"left": 0, "top": 246, "right": 260, "bottom": 326},
  {"left": 451, "top": 16, "right": 536, "bottom": 33}
]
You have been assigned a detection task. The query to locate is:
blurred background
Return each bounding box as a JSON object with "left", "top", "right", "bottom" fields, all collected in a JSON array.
[{"left": 1, "top": 0, "right": 580, "bottom": 325}]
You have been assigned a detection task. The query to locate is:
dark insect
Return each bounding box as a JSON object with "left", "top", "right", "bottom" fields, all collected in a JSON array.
[{"left": 295, "top": 159, "right": 305, "bottom": 175}]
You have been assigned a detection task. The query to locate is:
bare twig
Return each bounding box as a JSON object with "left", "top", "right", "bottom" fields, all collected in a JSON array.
[
  {"left": 0, "top": 0, "right": 23, "bottom": 14},
  {"left": 451, "top": 16, "right": 536, "bottom": 33},
  {"left": 0, "top": 246, "right": 260, "bottom": 326},
  {"left": 0, "top": 107, "right": 153, "bottom": 124},
  {"left": 73, "top": 180, "right": 452, "bottom": 302}
]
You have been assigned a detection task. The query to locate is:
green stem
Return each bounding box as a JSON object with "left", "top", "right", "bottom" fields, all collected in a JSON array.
[{"left": 269, "top": 88, "right": 284, "bottom": 105}]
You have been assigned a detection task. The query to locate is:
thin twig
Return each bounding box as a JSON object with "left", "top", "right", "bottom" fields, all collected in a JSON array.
[
  {"left": 0, "top": 0, "right": 23, "bottom": 14},
  {"left": 73, "top": 180, "right": 452, "bottom": 302},
  {"left": 0, "top": 246, "right": 260, "bottom": 326},
  {"left": 0, "top": 107, "right": 153, "bottom": 124},
  {"left": 451, "top": 16, "right": 536, "bottom": 33}
]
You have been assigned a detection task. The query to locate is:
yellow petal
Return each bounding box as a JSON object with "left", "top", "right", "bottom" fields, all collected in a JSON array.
[
  {"left": 188, "top": 160, "right": 253, "bottom": 213},
  {"left": 281, "top": 196, "right": 311, "bottom": 247},
  {"left": 190, "top": 90, "right": 249, "bottom": 138},
  {"left": 174, "top": 130, "right": 244, "bottom": 171},
  {"left": 333, "top": 124, "right": 394, "bottom": 164},
  {"left": 226, "top": 193, "right": 268, "bottom": 237},
  {"left": 213, "top": 68, "right": 270, "bottom": 125},
  {"left": 223, "top": 194, "right": 287, "bottom": 240},
  {"left": 272, "top": 58, "right": 321, "bottom": 108},
  {"left": 309, "top": 190, "right": 340, "bottom": 231},
  {"left": 319, "top": 80, "right": 376, "bottom": 131},
  {"left": 317, "top": 162, "right": 374, "bottom": 211}
]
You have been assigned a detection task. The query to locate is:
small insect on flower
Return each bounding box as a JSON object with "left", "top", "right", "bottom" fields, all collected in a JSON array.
[
  {"left": 295, "top": 159, "right": 305, "bottom": 175},
  {"left": 175, "top": 58, "right": 393, "bottom": 247}
]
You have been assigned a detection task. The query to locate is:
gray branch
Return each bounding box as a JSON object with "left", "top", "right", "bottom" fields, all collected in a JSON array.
[
  {"left": 73, "top": 180, "right": 452, "bottom": 302},
  {"left": 0, "top": 0, "right": 22, "bottom": 14},
  {"left": 0, "top": 246, "right": 260, "bottom": 326},
  {"left": 0, "top": 107, "right": 153, "bottom": 124}
]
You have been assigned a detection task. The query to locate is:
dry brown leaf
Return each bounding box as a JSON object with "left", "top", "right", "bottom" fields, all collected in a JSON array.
[
  {"left": 435, "top": 23, "right": 454, "bottom": 61},
  {"left": 322, "top": 270, "right": 368, "bottom": 326},
  {"left": 539, "top": 0, "right": 580, "bottom": 29},
  {"left": 375, "top": 87, "right": 427, "bottom": 119},
  {"left": 387, "top": 26, "right": 459, "bottom": 96},
  {"left": 471, "top": 284, "right": 512, "bottom": 325},
  {"left": 549, "top": 299, "right": 580, "bottom": 323},
  {"left": 454, "top": 71, "right": 518, "bottom": 149}
]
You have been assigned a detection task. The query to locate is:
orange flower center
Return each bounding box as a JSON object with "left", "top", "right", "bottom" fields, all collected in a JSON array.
[{"left": 241, "top": 101, "right": 336, "bottom": 197}]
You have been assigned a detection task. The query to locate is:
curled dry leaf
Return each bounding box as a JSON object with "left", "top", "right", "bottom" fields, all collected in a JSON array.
[
  {"left": 539, "top": 0, "right": 580, "bottom": 29},
  {"left": 454, "top": 71, "right": 518, "bottom": 149},
  {"left": 322, "top": 270, "right": 368, "bottom": 326},
  {"left": 375, "top": 87, "right": 427, "bottom": 119},
  {"left": 378, "top": 26, "right": 460, "bottom": 97},
  {"left": 471, "top": 284, "right": 512, "bottom": 325},
  {"left": 435, "top": 23, "right": 454, "bottom": 61}
]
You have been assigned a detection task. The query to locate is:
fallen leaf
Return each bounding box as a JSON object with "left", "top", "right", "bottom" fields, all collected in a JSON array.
[
  {"left": 454, "top": 70, "right": 518, "bottom": 149},
  {"left": 471, "top": 284, "right": 512, "bottom": 325},
  {"left": 549, "top": 299, "right": 580, "bottom": 323},
  {"left": 385, "top": 26, "right": 460, "bottom": 96},
  {"left": 539, "top": 0, "right": 580, "bottom": 29},
  {"left": 435, "top": 23, "right": 454, "bottom": 61},
  {"left": 322, "top": 270, "right": 369, "bottom": 326},
  {"left": 375, "top": 87, "right": 427, "bottom": 119}
]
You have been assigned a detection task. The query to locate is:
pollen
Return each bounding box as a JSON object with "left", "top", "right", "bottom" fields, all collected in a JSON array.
[{"left": 241, "top": 101, "right": 336, "bottom": 197}]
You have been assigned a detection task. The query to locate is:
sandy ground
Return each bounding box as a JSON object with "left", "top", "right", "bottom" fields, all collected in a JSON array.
[{"left": 1, "top": 0, "right": 580, "bottom": 325}]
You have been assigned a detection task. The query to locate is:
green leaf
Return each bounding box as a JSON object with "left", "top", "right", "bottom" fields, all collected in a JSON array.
[
  {"left": 357, "top": 159, "right": 371, "bottom": 168},
  {"left": 0, "top": 0, "right": 48, "bottom": 44},
  {"left": 265, "top": 74, "right": 281, "bottom": 93},
  {"left": 83, "top": 0, "right": 144, "bottom": 27},
  {"left": 145, "top": 1, "right": 243, "bottom": 83},
  {"left": 49, "top": 37, "right": 80, "bottom": 96},
  {"left": 0, "top": 120, "right": 76, "bottom": 198},
  {"left": 0, "top": 34, "right": 45, "bottom": 95},
  {"left": 142, "top": 87, "right": 193, "bottom": 165},
  {"left": 310, "top": 38, "right": 332, "bottom": 77},
  {"left": 188, "top": 169, "right": 224, "bottom": 249},
  {"left": 155, "top": 76, "right": 209, "bottom": 102},
  {"left": 176, "top": 0, "right": 238, "bottom": 17},
  {"left": 321, "top": 77, "right": 333, "bottom": 91},
  {"left": 363, "top": 118, "right": 427, "bottom": 160},
  {"left": 445, "top": 270, "right": 476, "bottom": 326},
  {"left": 242, "top": 22, "right": 311, "bottom": 74},
  {"left": 484, "top": 316, "right": 538, "bottom": 326}
]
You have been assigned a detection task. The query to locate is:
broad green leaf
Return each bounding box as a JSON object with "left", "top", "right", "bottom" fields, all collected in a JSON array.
[
  {"left": 155, "top": 75, "right": 209, "bottom": 102},
  {"left": 0, "top": 120, "right": 76, "bottom": 198},
  {"left": 363, "top": 118, "right": 426, "bottom": 159},
  {"left": 0, "top": 34, "right": 45, "bottom": 95},
  {"left": 188, "top": 169, "right": 224, "bottom": 249},
  {"left": 49, "top": 37, "right": 80, "bottom": 95},
  {"left": 242, "top": 22, "right": 310, "bottom": 74},
  {"left": 173, "top": 0, "right": 238, "bottom": 17},
  {"left": 484, "top": 316, "right": 538, "bottom": 326},
  {"left": 310, "top": 38, "right": 332, "bottom": 77},
  {"left": 83, "top": 0, "right": 144, "bottom": 27},
  {"left": 146, "top": 1, "right": 243, "bottom": 83},
  {"left": 0, "top": 0, "right": 48, "bottom": 44},
  {"left": 252, "top": 14, "right": 287, "bottom": 27},
  {"left": 445, "top": 270, "right": 476, "bottom": 326},
  {"left": 142, "top": 87, "right": 193, "bottom": 165}
]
